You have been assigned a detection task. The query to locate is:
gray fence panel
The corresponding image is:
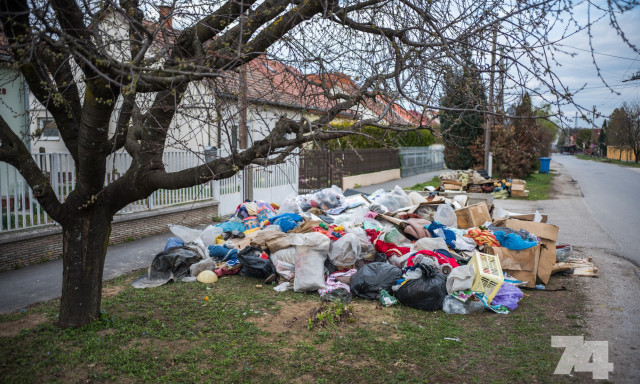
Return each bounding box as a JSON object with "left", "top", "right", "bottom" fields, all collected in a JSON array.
[{"left": 399, "top": 146, "right": 445, "bottom": 177}]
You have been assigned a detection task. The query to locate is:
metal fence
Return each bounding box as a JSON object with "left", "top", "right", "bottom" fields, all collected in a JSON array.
[
  {"left": 399, "top": 145, "right": 445, "bottom": 177},
  {"left": 298, "top": 148, "right": 400, "bottom": 193},
  {"left": 298, "top": 149, "right": 343, "bottom": 193},
  {"left": 1, "top": 151, "right": 298, "bottom": 231}
]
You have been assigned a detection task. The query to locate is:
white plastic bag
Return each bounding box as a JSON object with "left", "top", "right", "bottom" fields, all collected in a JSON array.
[
  {"left": 270, "top": 246, "right": 297, "bottom": 265},
  {"left": 289, "top": 232, "right": 330, "bottom": 292},
  {"left": 433, "top": 204, "right": 457, "bottom": 227},
  {"left": 274, "top": 260, "right": 295, "bottom": 280},
  {"left": 329, "top": 233, "right": 361, "bottom": 267},
  {"left": 408, "top": 191, "right": 428, "bottom": 205},
  {"left": 411, "top": 237, "right": 448, "bottom": 252}
]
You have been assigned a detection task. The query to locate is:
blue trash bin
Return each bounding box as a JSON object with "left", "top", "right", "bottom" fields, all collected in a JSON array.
[{"left": 539, "top": 157, "right": 551, "bottom": 173}]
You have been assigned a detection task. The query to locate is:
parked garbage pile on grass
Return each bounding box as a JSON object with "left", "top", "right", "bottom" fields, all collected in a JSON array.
[
  {"left": 134, "top": 185, "right": 594, "bottom": 315},
  {"left": 437, "top": 170, "right": 528, "bottom": 199}
]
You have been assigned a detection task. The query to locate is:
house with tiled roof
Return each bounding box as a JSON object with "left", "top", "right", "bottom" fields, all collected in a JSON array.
[
  {"left": 5, "top": 5, "right": 418, "bottom": 159},
  {"left": 408, "top": 110, "right": 440, "bottom": 127},
  {"left": 305, "top": 72, "right": 414, "bottom": 127}
]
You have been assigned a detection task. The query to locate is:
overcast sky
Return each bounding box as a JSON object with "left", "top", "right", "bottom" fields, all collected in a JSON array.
[{"left": 543, "top": 2, "right": 639, "bottom": 128}]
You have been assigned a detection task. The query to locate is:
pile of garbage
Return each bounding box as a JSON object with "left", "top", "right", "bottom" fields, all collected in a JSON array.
[
  {"left": 436, "top": 170, "right": 528, "bottom": 199},
  {"left": 134, "top": 185, "right": 580, "bottom": 315}
]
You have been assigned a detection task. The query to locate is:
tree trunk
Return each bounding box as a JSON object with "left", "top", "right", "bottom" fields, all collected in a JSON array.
[{"left": 58, "top": 208, "right": 113, "bottom": 328}]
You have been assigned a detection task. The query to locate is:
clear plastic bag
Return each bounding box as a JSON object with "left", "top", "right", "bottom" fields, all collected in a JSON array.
[
  {"left": 382, "top": 227, "right": 410, "bottom": 246},
  {"left": 169, "top": 224, "right": 203, "bottom": 244},
  {"left": 411, "top": 237, "right": 448, "bottom": 252},
  {"left": 345, "top": 227, "right": 376, "bottom": 260},
  {"left": 277, "top": 195, "right": 302, "bottom": 214},
  {"left": 295, "top": 186, "right": 345, "bottom": 211},
  {"left": 329, "top": 233, "right": 361, "bottom": 267},
  {"left": 369, "top": 185, "right": 412, "bottom": 212},
  {"left": 169, "top": 224, "right": 221, "bottom": 259},
  {"left": 556, "top": 245, "right": 573, "bottom": 262},
  {"left": 199, "top": 225, "right": 223, "bottom": 248},
  {"left": 442, "top": 295, "right": 485, "bottom": 314},
  {"left": 189, "top": 257, "right": 216, "bottom": 277},
  {"left": 433, "top": 204, "right": 457, "bottom": 227}
]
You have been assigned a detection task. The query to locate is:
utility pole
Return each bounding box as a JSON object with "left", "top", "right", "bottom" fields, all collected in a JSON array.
[
  {"left": 239, "top": 64, "right": 248, "bottom": 150},
  {"left": 484, "top": 25, "right": 498, "bottom": 171},
  {"left": 498, "top": 48, "right": 505, "bottom": 116}
]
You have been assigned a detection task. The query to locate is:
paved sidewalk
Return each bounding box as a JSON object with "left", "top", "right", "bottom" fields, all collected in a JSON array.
[
  {"left": 356, "top": 169, "right": 445, "bottom": 194},
  {"left": 0, "top": 231, "right": 174, "bottom": 314}
]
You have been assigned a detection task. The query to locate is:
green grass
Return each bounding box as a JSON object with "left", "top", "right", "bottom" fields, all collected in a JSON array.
[
  {"left": 576, "top": 154, "right": 640, "bottom": 168},
  {"left": 510, "top": 170, "right": 555, "bottom": 200},
  {"left": 0, "top": 269, "right": 588, "bottom": 383},
  {"left": 406, "top": 176, "right": 441, "bottom": 191}
]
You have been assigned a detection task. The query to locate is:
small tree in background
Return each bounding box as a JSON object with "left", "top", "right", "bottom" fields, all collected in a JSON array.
[
  {"left": 608, "top": 103, "right": 640, "bottom": 162},
  {"left": 599, "top": 120, "right": 608, "bottom": 157},
  {"left": 491, "top": 93, "right": 537, "bottom": 178},
  {"left": 534, "top": 105, "right": 559, "bottom": 157},
  {"left": 439, "top": 58, "right": 486, "bottom": 170},
  {"left": 577, "top": 129, "right": 593, "bottom": 151}
]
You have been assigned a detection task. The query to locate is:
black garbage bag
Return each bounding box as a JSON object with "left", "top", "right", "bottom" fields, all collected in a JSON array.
[
  {"left": 350, "top": 262, "right": 402, "bottom": 300},
  {"left": 132, "top": 247, "right": 200, "bottom": 288},
  {"left": 395, "top": 264, "right": 447, "bottom": 311},
  {"left": 237, "top": 246, "right": 275, "bottom": 279}
]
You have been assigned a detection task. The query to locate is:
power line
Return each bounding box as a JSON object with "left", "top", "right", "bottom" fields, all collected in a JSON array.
[{"left": 556, "top": 44, "right": 639, "bottom": 61}]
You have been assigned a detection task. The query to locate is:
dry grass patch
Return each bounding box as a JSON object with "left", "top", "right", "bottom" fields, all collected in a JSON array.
[{"left": 0, "top": 312, "right": 49, "bottom": 337}]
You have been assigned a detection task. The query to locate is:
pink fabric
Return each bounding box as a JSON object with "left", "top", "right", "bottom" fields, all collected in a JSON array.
[{"left": 318, "top": 269, "right": 357, "bottom": 295}]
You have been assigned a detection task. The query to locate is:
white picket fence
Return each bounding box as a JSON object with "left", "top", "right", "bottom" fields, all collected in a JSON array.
[{"left": 0, "top": 151, "right": 298, "bottom": 232}]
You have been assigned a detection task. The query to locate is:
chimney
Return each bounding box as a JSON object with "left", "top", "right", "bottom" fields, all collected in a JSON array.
[{"left": 159, "top": 5, "right": 173, "bottom": 29}]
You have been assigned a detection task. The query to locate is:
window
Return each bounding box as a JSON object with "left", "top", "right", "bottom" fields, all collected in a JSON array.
[{"left": 38, "top": 117, "right": 59, "bottom": 140}]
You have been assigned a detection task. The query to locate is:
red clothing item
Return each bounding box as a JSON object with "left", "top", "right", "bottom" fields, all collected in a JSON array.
[
  {"left": 413, "top": 249, "right": 460, "bottom": 268},
  {"left": 365, "top": 229, "right": 410, "bottom": 257}
]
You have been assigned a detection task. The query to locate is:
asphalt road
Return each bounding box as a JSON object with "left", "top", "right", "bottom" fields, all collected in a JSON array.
[{"left": 551, "top": 154, "right": 640, "bottom": 265}]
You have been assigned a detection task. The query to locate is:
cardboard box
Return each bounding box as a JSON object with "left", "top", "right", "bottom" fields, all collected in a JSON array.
[
  {"left": 502, "top": 219, "right": 559, "bottom": 285},
  {"left": 511, "top": 179, "right": 526, "bottom": 192},
  {"left": 485, "top": 245, "right": 540, "bottom": 288},
  {"left": 455, "top": 201, "right": 491, "bottom": 229}
]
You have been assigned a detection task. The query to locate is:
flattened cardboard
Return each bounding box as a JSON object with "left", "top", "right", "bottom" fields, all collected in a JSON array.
[
  {"left": 486, "top": 246, "right": 540, "bottom": 288},
  {"left": 503, "top": 219, "right": 559, "bottom": 284},
  {"left": 455, "top": 201, "right": 491, "bottom": 229},
  {"left": 506, "top": 213, "right": 548, "bottom": 223}
]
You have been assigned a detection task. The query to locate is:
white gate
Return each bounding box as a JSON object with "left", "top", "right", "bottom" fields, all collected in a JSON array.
[{"left": 214, "top": 158, "right": 299, "bottom": 217}]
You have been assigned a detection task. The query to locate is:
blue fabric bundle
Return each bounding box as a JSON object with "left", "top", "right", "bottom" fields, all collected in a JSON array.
[
  {"left": 208, "top": 245, "right": 239, "bottom": 261},
  {"left": 494, "top": 231, "right": 537, "bottom": 250},
  {"left": 426, "top": 222, "right": 457, "bottom": 248},
  {"left": 215, "top": 221, "right": 246, "bottom": 233},
  {"left": 269, "top": 213, "right": 303, "bottom": 233}
]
